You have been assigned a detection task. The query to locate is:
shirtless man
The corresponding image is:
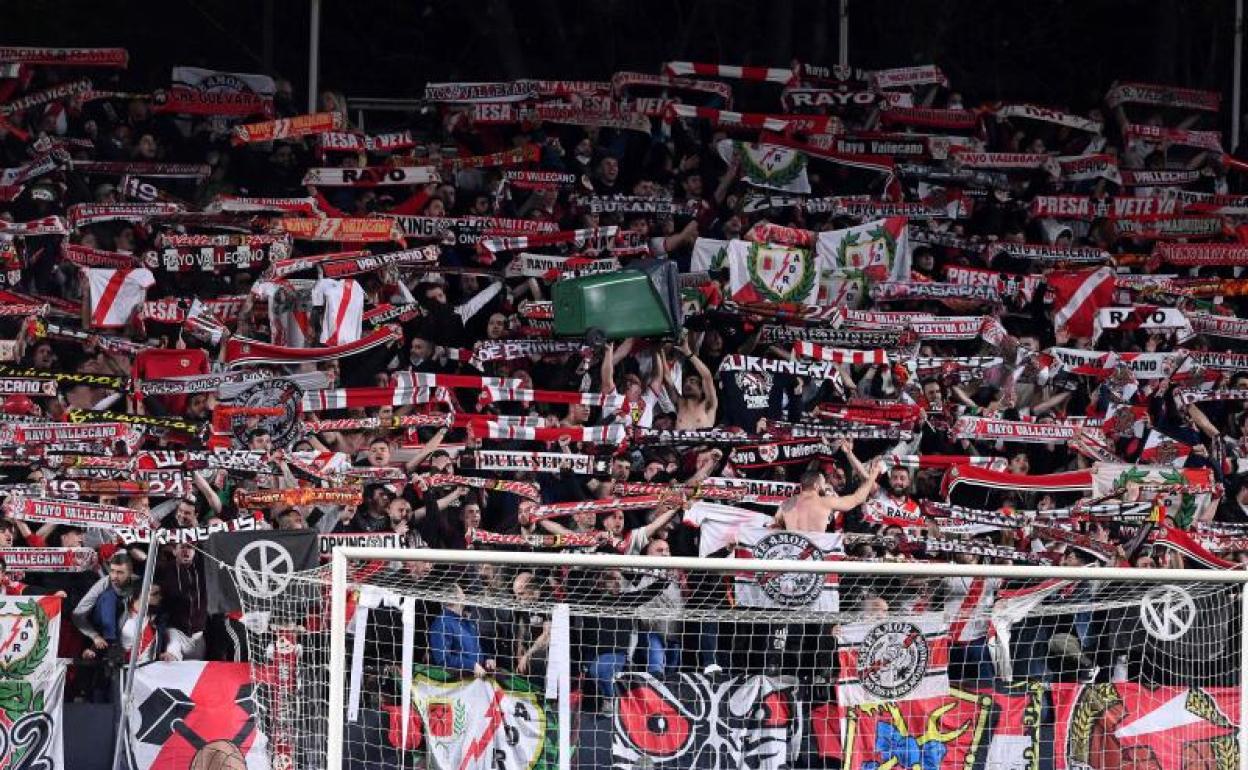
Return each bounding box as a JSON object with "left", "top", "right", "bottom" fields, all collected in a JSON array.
[
  {"left": 666, "top": 337, "right": 717, "bottom": 430},
  {"left": 773, "top": 461, "right": 884, "bottom": 532}
]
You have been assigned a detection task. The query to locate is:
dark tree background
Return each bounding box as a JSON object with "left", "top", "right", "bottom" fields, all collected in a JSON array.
[{"left": 5, "top": 0, "right": 1240, "bottom": 116}]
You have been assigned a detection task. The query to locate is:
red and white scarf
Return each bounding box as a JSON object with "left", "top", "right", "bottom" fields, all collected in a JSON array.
[
  {"left": 4, "top": 497, "right": 143, "bottom": 528},
  {"left": 610, "top": 71, "right": 733, "bottom": 103},
  {"left": 400, "top": 372, "right": 623, "bottom": 410},
  {"left": 1189, "top": 312, "right": 1248, "bottom": 340},
  {"left": 468, "top": 423, "right": 627, "bottom": 444},
  {"left": 1120, "top": 169, "right": 1202, "bottom": 187},
  {"left": 501, "top": 170, "right": 581, "bottom": 189},
  {"left": 423, "top": 81, "right": 536, "bottom": 102},
  {"left": 869, "top": 64, "right": 949, "bottom": 89},
  {"left": 1123, "top": 123, "right": 1223, "bottom": 153},
  {"left": 1106, "top": 81, "right": 1221, "bottom": 112},
  {"left": 792, "top": 341, "right": 889, "bottom": 366},
  {"left": 990, "top": 103, "right": 1103, "bottom": 133},
  {"left": 223, "top": 326, "right": 400, "bottom": 366},
  {"left": 415, "top": 474, "right": 540, "bottom": 501},
  {"left": 320, "top": 246, "right": 440, "bottom": 278},
  {"left": 279, "top": 217, "right": 401, "bottom": 243},
  {"left": 0, "top": 216, "right": 68, "bottom": 237},
  {"left": 301, "top": 166, "right": 440, "bottom": 187},
  {"left": 1153, "top": 242, "right": 1248, "bottom": 267},
  {"left": 62, "top": 243, "right": 138, "bottom": 269},
  {"left": 0, "top": 547, "right": 97, "bottom": 571},
  {"left": 477, "top": 225, "right": 618, "bottom": 255},
  {"left": 1054, "top": 154, "right": 1122, "bottom": 185},
  {"left": 528, "top": 495, "right": 665, "bottom": 521},
  {"left": 67, "top": 202, "right": 183, "bottom": 228},
  {"left": 232, "top": 111, "right": 345, "bottom": 145},
  {"left": 318, "top": 130, "right": 417, "bottom": 153},
  {"left": 208, "top": 195, "right": 323, "bottom": 216},
  {"left": 303, "top": 413, "right": 452, "bottom": 433},
  {"left": 301, "top": 385, "right": 449, "bottom": 411},
  {"left": 1113, "top": 217, "right": 1226, "bottom": 240},
  {"left": 443, "top": 145, "right": 541, "bottom": 171},
  {"left": 666, "top": 103, "right": 841, "bottom": 134},
  {"left": 881, "top": 106, "right": 979, "bottom": 130},
  {"left": 0, "top": 46, "right": 129, "bottom": 67},
  {"left": 952, "top": 416, "right": 1081, "bottom": 444},
  {"left": 662, "top": 61, "right": 796, "bottom": 85},
  {"left": 870, "top": 281, "right": 1000, "bottom": 304},
  {"left": 989, "top": 242, "right": 1111, "bottom": 264},
  {"left": 470, "top": 450, "right": 601, "bottom": 476},
  {"left": 1029, "top": 195, "right": 1178, "bottom": 220},
  {"left": 235, "top": 487, "right": 363, "bottom": 508},
  {"left": 70, "top": 160, "right": 210, "bottom": 178},
  {"left": 467, "top": 528, "right": 602, "bottom": 550}
]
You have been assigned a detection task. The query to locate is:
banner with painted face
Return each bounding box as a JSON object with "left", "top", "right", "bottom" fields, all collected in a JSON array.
[{"left": 612, "top": 671, "right": 802, "bottom": 770}]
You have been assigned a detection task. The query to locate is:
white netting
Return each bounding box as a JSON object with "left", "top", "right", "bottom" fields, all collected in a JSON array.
[{"left": 238, "top": 554, "right": 1247, "bottom": 770}]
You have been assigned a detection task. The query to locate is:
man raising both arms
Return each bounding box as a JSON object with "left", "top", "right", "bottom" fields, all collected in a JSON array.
[
  {"left": 665, "top": 336, "right": 717, "bottom": 429},
  {"left": 773, "top": 460, "right": 885, "bottom": 532}
]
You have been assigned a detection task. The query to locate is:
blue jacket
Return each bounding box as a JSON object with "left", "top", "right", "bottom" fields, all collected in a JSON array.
[{"left": 429, "top": 608, "right": 484, "bottom": 672}]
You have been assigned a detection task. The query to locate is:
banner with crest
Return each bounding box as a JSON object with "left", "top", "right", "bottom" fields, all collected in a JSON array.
[
  {"left": 720, "top": 239, "right": 821, "bottom": 304},
  {"left": 717, "top": 140, "right": 811, "bottom": 194},
  {"left": 815, "top": 217, "right": 911, "bottom": 290},
  {"left": 0, "top": 595, "right": 64, "bottom": 769}
]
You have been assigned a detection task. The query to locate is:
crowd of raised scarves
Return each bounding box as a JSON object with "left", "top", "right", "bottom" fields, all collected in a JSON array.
[{"left": 0, "top": 48, "right": 1247, "bottom": 690}]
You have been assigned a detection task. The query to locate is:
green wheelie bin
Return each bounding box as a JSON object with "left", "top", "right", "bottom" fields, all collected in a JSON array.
[{"left": 552, "top": 258, "right": 684, "bottom": 344}]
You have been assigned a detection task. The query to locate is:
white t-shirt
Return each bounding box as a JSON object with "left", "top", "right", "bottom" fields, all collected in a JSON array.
[
  {"left": 311, "top": 277, "right": 363, "bottom": 345},
  {"left": 86, "top": 267, "right": 154, "bottom": 329}
]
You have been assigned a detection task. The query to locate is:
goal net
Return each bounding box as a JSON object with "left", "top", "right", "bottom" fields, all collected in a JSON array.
[{"left": 236, "top": 549, "right": 1248, "bottom": 770}]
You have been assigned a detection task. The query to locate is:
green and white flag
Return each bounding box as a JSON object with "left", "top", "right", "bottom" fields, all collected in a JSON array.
[
  {"left": 412, "top": 665, "right": 557, "bottom": 770},
  {"left": 717, "top": 140, "right": 811, "bottom": 194},
  {"left": 0, "top": 595, "right": 65, "bottom": 769}
]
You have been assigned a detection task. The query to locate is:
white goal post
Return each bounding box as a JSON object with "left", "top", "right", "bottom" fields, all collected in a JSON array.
[{"left": 319, "top": 547, "right": 1248, "bottom": 770}]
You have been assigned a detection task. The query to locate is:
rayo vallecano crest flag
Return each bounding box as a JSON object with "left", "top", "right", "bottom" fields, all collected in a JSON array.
[
  {"left": 413, "top": 665, "right": 556, "bottom": 770},
  {"left": 717, "top": 140, "right": 811, "bottom": 194},
  {"left": 710, "top": 240, "right": 820, "bottom": 305},
  {"left": 816, "top": 217, "right": 910, "bottom": 284},
  {"left": 0, "top": 595, "right": 65, "bottom": 769}
]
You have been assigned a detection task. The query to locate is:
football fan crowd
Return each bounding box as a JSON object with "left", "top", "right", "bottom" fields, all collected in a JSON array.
[{"left": 1, "top": 46, "right": 1248, "bottom": 709}]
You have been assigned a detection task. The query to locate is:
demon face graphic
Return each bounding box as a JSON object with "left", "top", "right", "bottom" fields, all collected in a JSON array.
[{"left": 611, "top": 672, "right": 801, "bottom": 770}]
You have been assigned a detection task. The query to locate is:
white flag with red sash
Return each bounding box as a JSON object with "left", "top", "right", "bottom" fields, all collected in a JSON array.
[
  {"left": 86, "top": 267, "right": 154, "bottom": 329},
  {"left": 1046, "top": 266, "right": 1115, "bottom": 338},
  {"left": 127, "top": 661, "right": 268, "bottom": 769}
]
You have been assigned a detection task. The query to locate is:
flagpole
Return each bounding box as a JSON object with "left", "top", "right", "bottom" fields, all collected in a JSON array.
[
  {"left": 111, "top": 544, "right": 160, "bottom": 769},
  {"left": 1234, "top": 0, "right": 1243, "bottom": 153},
  {"left": 1240, "top": 583, "right": 1248, "bottom": 770},
  {"left": 308, "top": 0, "right": 322, "bottom": 113},
  {"left": 838, "top": 0, "right": 849, "bottom": 69}
]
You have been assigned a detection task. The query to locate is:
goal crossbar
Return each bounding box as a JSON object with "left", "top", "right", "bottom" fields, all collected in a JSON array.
[
  {"left": 325, "top": 547, "right": 1248, "bottom": 770},
  {"left": 330, "top": 546, "right": 1248, "bottom": 582}
]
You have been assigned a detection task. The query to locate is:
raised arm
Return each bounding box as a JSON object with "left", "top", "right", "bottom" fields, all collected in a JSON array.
[
  {"left": 600, "top": 342, "right": 617, "bottom": 394},
  {"left": 405, "top": 427, "right": 448, "bottom": 472},
  {"left": 640, "top": 505, "right": 680, "bottom": 540},
  {"left": 192, "top": 470, "right": 223, "bottom": 515},
  {"left": 839, "top": 439, "right": 869, "bottom": 482},
  {"left": 657, "top": 349, "right": 680, "bottom": 404},
  {"left": 826, "top": 458, "right": 884, "bottom": 513}
]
